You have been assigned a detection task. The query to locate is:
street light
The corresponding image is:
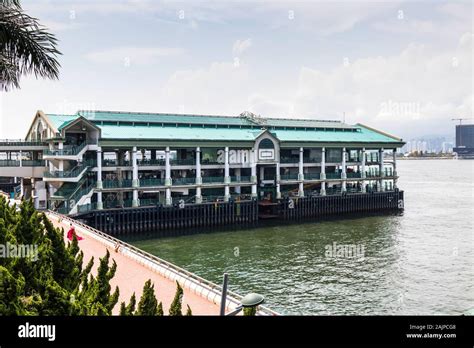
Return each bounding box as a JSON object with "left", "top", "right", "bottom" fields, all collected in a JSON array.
[{"left": 220, "top": 273, "right": 265, "bottom": 316}]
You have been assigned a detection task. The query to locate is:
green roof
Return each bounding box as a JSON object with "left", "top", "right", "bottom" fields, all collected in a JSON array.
[
  {"left": 77, "top": 110, "right": 356, "bottom": 129},
  {"left": 46, "top": 114, "right": 78, "bottom": 131},
  {"left": 99, "top": 124, "right": 262, "bottom": 141},
  {"left": 44, "top": 110, "right": 403, "bottom": 146}
]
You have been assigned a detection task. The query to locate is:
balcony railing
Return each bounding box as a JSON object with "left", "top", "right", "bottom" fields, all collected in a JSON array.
[
  {"left": 102, "top": 179, "right": 133, "bottom": 188},
  {"left": 346, "top": 172, "right": 362, "bottom": 178},
  {"left": 44, "top": 165, "right": 88, "bottom": 178},
  {"left": 172, "top": 177, "right": 196, "bottom": 185},
  {"left": 139, "top": 178, "right": 165, "bottom": 187},
  {"left": 305, "top": 173, "right": 321, "bottom": 180},
  {"left": 0, "top": 139, "right": 47, "bottom": 146},
  {"left": 201, "top": 159, "right": 221, "bottom": 165},
  {"left": 0, "top": 160, "right": 46, "bottom": 167},
  {"left": 170, "top": 158, "right": 195, "bottom": 166},
  {"left": 0, "top": 160, "right": 20, "bottom": 167},
  {"left": 231, "top": 176, "right": 252, "bottom": 183},
  {"left": 280, "top": 157, "right": 299, "bottom": 163},
  {"left": 43, "top": 141, "right": 89, "bottom": 157},
  {"left": 280, "top": 173, "right": 299, "bottom": 180},
  {"left": 201, "top": 176, "right": 225, "bottom": 184},
  {"left": 365, "top": 171, "right": 380, "bottom": 178},
  {"left": 325, "top": 172, "right": 342, "bottom": 179},
  {"left": 139, "top": 159, "right": 165, "bottom": 166}
]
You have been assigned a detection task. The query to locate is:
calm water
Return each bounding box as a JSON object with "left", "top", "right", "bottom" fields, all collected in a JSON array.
[{"left": 131, "top": 160, "right": 474, "bottom": 315}]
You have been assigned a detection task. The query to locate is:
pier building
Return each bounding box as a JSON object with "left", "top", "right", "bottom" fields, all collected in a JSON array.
[{"left": 0, "top": 110, "right": 404, "bottom": 235}]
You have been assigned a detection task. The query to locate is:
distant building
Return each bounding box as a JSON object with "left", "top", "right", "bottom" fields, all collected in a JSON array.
[{"left": 453, "top": 124, "right": 474, "bottom": 159}]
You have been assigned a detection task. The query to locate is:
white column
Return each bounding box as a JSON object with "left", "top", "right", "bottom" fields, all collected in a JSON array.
[
  {"left": 251, "top": 149, "right": 257, "bottom": 198},
  {"left": 393, "top": 149, "right": 398, "bottom": 189},
  {"left": 234, "top": 167, "right": 241, "bottom": 194},
  {"left": 19, "top": 150, "right": 22, "bottom": 167},
  {"left": 96, "top": 147, "right": 103, "bottom": 210},
  {"left": 360, "top": 148, "right": 366, "bottom": 193},
  {"left": 132, "top": 146, "right": 139, "bottom": 207},
  {"left": 341, "top": 147, "right": 347, "bottom": 192},
  {"left": 379, "top": 148, "right": 385, "bottom": 192},
  {"left": 165, "top": 147, "right": 171, "bottom": 205},
  {"left": 195, "top": 147, "right": 202, "bottom": 203},
  {"left": 276, "top": 162, "right": 281, "bottom": 199},
  {"left": 298, "top": 147, "right": 304, "bottom": 197},
  {"left": 320, "top": 147, "right": 326, "bottom": 196},
  {"left": 224, "top": 147, "right": 230, "bottom": 201}
]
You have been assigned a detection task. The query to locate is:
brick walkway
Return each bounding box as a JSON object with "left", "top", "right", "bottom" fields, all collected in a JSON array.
[{"left": 48, "top": 215, "right": 221, "bottom": 315}]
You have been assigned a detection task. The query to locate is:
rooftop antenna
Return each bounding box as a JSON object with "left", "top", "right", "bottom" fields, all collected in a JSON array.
[{"left": 343, "top": 112, "right": 346, "bottom": 124}]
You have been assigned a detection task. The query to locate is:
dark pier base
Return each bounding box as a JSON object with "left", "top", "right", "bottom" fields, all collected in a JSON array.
[
  {"left": 74, "top": 190, "right": 404, "bottom": 237},
  {"left": 76, "top": 200, "right": 259, "bottom": 237},
  {"left": 279, "top": 190, "right": 404, "bottom": 221}
]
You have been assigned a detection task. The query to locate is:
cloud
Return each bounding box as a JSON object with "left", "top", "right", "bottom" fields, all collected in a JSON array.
[
  {"left": 232, "top": 38, "right": 252, "bottom": 56},
  {"left": 154, "top": 31, "right": 472, "bottom": 139},
  {"left": 84, "top": 46, "right": 185, "bottom": 65}
]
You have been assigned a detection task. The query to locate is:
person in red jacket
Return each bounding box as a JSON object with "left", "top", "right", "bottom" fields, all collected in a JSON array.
[{"left": 67, "top": 223, "right": 83, "bottom": 241}]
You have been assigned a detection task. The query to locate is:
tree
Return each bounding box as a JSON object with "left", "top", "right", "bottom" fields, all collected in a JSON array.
[
  {"left": 185, "top": 304, "right": 192, "bottom": 316},
  {"left": 0, "top": 197, "right": 118, "bottom": 315},
  {"left": 135, "top": 279, "right": 159, "bottom": 316},
  {"left": 0, "top": 0, "right": 61, "bottom": 91},
  {"left": 169, "top": 281, "right": 183, "bottom": 316},
  {"left": 243, "top": 306, "right": 257, "bottom": 316}
]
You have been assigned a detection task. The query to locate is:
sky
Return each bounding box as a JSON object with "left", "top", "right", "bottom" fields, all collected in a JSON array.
[{"left": 0, "top": 0, "right": 472, "bottom": 140}]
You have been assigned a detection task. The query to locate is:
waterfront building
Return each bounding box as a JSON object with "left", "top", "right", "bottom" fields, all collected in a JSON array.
[
  {"left": 0, "top": 110, "right": 404, "bottom": 234},
  {"left": 453, "top": 124, "right": 474, "bottom": 159}
]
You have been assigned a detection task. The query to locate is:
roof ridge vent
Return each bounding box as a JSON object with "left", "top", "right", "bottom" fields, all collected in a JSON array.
[{"left": 239, "top": 111, "right": 267, "bottom": 126}]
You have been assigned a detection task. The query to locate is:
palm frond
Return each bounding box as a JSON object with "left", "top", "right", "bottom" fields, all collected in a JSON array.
[{"left": 0, "top": 3, "right": 61, "bottom": 91}]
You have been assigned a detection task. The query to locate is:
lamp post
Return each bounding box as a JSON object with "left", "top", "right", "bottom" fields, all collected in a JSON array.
[{"left": 220, "top": 273, "right": 265, "bottom": 316}]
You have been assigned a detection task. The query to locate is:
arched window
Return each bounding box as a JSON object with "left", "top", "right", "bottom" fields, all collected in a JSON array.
[{"left": 259, "top": 138, "right": 275, "bottom": 149}]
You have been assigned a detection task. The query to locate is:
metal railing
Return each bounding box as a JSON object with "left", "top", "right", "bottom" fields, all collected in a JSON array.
[
  {"left": 43, "top": 141, "right": 92, "bottom": 157},
  {"left": 0, "top": 159, "right": 46, "bottom": 167},
  {"left": 0, "top": 139, "right": 47, "bottom": 146},
  {"left": 230, "top": 176, "right": 252, "bottom": 183},
  {"left": 0, "top": 160, "right": 20, "bottom": 167},
  {"left": 346, "top": 172, "right": 362, "bottom": 178},
  {"left": 201, "top": 159, "right": 221, "bottom": 165},
  {"left": 173, "top": 177, "right": 196, "bottom": 185},
  {"left": 280, "top": 157, "right": 299, "bottom": 163},
  {"left": 201, "top": 176, "right": 225, "bottom": 184},
  {"left": 102, "top": 179, "right": 133, "bottom": 188},
  {"left": 305, "top": 173, "right": 321, "bottom": 180},
  {"left": 44, "top": 165, "right": 89, "bottom": 178},
  {"left": 139, "top": 178, "right": 165, "bottom": 187},
  {"left": 47, "top": 210, "right": 278, "bottom": 316},
  {"left": 280, "top": 173, "right": 299, "bottom": 180},
  {"left": 139, "top": 159, "right": 165, "bottom": 166},
  {"left": 170, "top": 158, "right": 195, "bottom": 166},
  {"left": 325, "top": 172, "right": 341, "bottom": 179}
]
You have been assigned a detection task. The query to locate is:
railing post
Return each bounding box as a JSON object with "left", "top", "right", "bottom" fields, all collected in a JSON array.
[
  {"left": 165, "top": 147, "right": 172, "bottom": 206},
  {"left": 220, "top": 273, "right": 229, "bottom": 316},
  {"left": 341, "top": 147, "right": 347, "bottom": 193},
  {"left": 96, "top": 147, "right": 103, "bottom": 210},
  {"left": 298, "top": 147, "right": 304, "bottom": 197},
  {"left": 195, "top": 147, "right": 202, "bottom": 203},
  {"left": 132, "top": 147, "right": 139, "bottom": 207},
  {"left": 224, "top": 147, "right": 230, "bottom": 202},
  {"left": 320, "top": 147, "right": 326, "bottom": 196}
]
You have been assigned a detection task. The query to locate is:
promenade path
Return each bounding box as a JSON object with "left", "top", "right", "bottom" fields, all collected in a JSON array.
[{"left": 47, "top": 213, "right": 222, "bottom": 315}]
